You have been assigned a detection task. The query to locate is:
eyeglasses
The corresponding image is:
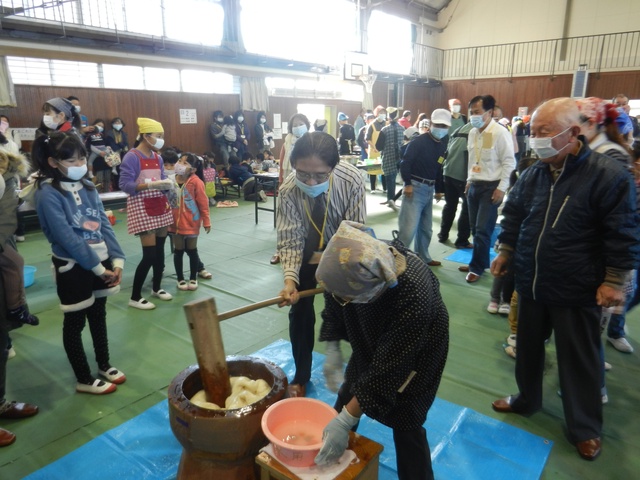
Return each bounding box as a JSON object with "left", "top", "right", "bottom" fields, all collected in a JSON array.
[{"left": 295, "top": 170, "right": 332, "bottom": 183}]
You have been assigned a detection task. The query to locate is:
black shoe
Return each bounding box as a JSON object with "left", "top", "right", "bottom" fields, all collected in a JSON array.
[
  {"left": 437, "top": 233, "right": 448, "bottom": 243},
  {"left": 8, "top": 306, "right": 39, "bottom": 326}
]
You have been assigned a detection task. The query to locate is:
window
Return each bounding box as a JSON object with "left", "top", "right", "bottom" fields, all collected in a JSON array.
[
  {"left": 265, "top": 76, "right": 362, "bottom": 102},
  {"left": 102, "top": 64, "right": 145, "bottom": 90},
  {"left": 6, "top": 57, "right": 52, "bottom": 86},
  {"left": 51, "top": 60, "right": 101, "bottom": 88},
  {"left": 165, "top": 0, "right": 223, "bottom": 46},
  {"left": 240, "top": 0, "right": 357, "bottom": 67},
  {"left": 181, "top": 70, "right": 234, "bottom": 94},
  {"left": 7, "top": 56, "right": 239, "bottom": 93},
  {"left": 368, "top": 10, "right": 413, "bottom": 75},
  {"left": 144, "top": 67, "right": 181, "bottom": 91}
]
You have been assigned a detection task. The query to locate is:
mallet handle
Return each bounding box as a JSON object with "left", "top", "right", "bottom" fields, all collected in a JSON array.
[{"left": 217, "top": 288, "right": 324, "bottom": 322}]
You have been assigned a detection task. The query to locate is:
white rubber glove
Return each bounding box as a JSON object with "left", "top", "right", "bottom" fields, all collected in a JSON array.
[
  {"left": 148, "top": 179, "right": 174, "bottom": 190},
  {"left": 323, "top": 340, "right": 344, "bottom": 393},
  {"left": 314, "top": 407, "right": 359, "bottom": 466}
]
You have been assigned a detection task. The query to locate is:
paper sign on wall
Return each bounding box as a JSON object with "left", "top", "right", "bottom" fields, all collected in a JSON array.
[
  {"left": 12, "top": 128, "right": 36, "bottom": 141},
  {"left": 179, "top": 109, "right": 197, "bottom": 124}
]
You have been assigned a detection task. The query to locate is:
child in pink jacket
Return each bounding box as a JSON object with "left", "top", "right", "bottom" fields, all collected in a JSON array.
[{"left": 170, "top": 153, "right": 211, "bottom": 291}]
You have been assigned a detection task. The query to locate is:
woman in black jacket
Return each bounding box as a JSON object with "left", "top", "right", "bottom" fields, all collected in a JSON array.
[{"left": 105, "top": 117, "right": 129, "bottom": 192}]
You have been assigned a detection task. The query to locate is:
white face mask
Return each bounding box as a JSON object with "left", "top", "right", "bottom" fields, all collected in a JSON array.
[
  {"left": 451, "top": 105, "right": 461, "bottom": 114},
  {"left": 112, "top": 124, "right": 123, "bottom": 131},
  {"left": 74, "top": 105, "right": 81, "bottom": 113},
  {"left": 260, "top": 117, "right": 266, "bottom": 124},
  {"left": 174, "top": 163, "right": 190, "bottom": 176},
  {"left": 148, "top": 136, "right": 164, "bottom": 150},
  {"left": 216, "top": 117, "right": 223, "bottom": 122},
  {"left": 377, "top": 114, "right": 386, "bottom": 122},
  {"left": 43, "top": 114, "right": 60, "bottom": 130},
  {"left": 469, "top": 114, "right": 487, "bottom": 129},
  {"left": 58, "top": 162, "right": 87, "bottom": 181},
  {"left": 237, "top": 116, "right": 244, "bottom": 123},
  {"left": 529, "top": 127, "right": 571, "bottom": 159}
]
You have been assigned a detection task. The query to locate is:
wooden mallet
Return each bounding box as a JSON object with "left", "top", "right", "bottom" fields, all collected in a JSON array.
[{"left": 183, "top": 288, "right": 324, "bottom": 406}]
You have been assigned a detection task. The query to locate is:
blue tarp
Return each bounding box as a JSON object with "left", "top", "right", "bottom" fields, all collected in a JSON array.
[{"left": 27, "top": 339, "right": 552, "bottom": 480}]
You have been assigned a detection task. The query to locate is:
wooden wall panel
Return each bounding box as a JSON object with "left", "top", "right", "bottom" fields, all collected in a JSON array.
[
  {"left": 373, "top": 71, "right": 639, "bottom": 121},
  {"left": 1, "top": 70, "right": 637, "bottom": 157}
]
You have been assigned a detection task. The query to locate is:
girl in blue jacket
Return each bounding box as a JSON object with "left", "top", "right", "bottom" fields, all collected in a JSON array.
[{"left": 32, "top": 132, "right": 126, "bottom": 395}]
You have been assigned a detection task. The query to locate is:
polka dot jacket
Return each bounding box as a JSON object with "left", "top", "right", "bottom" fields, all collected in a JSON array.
[{"left": 319, "top": 242, "right": 449, "bottom": 430}]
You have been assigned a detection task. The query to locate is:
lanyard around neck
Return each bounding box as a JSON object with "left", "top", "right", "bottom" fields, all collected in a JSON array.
[
  {"left": 474, "top": 121, "right": 494, "bottom": 164},
  {"left": 303, "top": 175, "right": 333, "bottom": 251}
]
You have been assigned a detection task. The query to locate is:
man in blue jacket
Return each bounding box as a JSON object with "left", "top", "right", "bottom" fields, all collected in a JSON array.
[{"left": 490, "top": 98, "right": 640, "bottom": 461}]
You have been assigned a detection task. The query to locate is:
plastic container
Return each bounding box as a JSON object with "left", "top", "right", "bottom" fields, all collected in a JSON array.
[
  {"left": 261, "top": 397, "right": 337, "bottom": 467},
  {"left": 24, "top": 265, "right": 37, "bottom": 287}
]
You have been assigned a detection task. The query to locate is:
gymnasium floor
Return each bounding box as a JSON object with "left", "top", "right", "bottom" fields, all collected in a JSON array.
[{"left": 2, "top": 189, "right": 639, "bottom": 479}]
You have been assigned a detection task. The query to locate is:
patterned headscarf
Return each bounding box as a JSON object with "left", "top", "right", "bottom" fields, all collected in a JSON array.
[
  {"left": 46, "top": 97, "right": 75, "bottom": 120},
  {"left": 576, "top": 97, "right": 606, "bottom": 125},
  {"left": 316, "top": 221, "right": 406, "bottom": 304}
]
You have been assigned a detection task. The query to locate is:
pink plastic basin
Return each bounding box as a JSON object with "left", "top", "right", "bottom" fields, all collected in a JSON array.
[{"left": 261, "top": 397, "right": 337, "bottom": 467}]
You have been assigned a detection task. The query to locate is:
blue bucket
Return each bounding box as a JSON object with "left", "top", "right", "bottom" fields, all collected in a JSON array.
[{"left": 24, "top": 265, "right": 37, "bottom": 288}]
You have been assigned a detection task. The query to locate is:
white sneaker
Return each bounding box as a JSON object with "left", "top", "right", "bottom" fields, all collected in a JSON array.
[
  {"left": 487, "top": 301, "right": 499, "bottom": 314},
  {"left": 604, "top": 361, "right": 612, "bottom": 371},
  {"left": 258, "top": 190, "right": 268, "bottom": 202},
  {"left": 607, "top": 336, "right": 634, "bottom": 353},
  {"left": 506, "top": 334, "right": 517, "bottom": 347},
  {"left": 498, "top": 303, "right": 510, "bottom": 315},
  {"left": 188, "top": 280, "right": 198, "bottom": 291},
  {"left": 151, "top": 289, "right": 173, "bottom": 301},
  {"left": 15, "top": 235, "right": 25, "bottom": 242},
  {"left": 128, "top": 298, "right": 156, "bottom": 310},
  {"left": 177, "top": 280, "right": 189, "bottom": 291},
  {"left": 7, "top": 347, "right": 16, "bottom": 359},
  {"left": 388, "top": 201, "right": 398, "bottom": 212}
]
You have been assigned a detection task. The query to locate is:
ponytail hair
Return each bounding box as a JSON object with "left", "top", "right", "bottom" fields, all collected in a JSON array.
[{"left": 182, "top": 152, "right": 205, "bottom": 182}]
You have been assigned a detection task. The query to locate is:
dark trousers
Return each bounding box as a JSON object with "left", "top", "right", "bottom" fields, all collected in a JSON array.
[
  {"left": 439, "top": 176, "right": 471, "bottom": 246},
  {"left": 490, "top": 270, "right": 515, "bottom": 304},
  {"left": 467, "top": 181, "right": 500, "bottom": 275},
  {"left": 514, "top": 296, "right": 602, "bottom": 442},
  {"left": 335, "top": 384, "right": 434, "bottom": 480},
  {"left": 289, "top": 263, "right": 319, "bottom": 385}
]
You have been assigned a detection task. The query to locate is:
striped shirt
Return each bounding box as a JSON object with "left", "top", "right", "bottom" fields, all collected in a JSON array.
[{"left": 277, "top": 161, "right": 367, "bottom": 284}]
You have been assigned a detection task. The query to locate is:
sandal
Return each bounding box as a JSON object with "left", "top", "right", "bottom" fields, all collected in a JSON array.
[
  {"left": 198, "top": 269, "right": 212, "bottom": 279},
  {"left": 76, "top": 379, "right": 117, "bottom": 395},
  {"left": 128, "top": 298, "right": 156, "bottom": 310},
  {"left": 177, "top": 280, "right": 189, "bottom": 291},
  {"left": 98, "top": 367, "right": 126, "bottom": 385},
  {"left": 151, "top": 289, "right": 173, "bottom": 301}
]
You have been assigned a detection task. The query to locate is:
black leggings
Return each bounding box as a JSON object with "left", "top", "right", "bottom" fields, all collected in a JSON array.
[
  {"left": 131, "top": 235, "right": 167, "bottom": 299},
  {"left": 174, "top": 248, "right": 200, "bottom": 281},
  {"left": 62, "top": 297, "right": 110, "bottom": 384}
]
